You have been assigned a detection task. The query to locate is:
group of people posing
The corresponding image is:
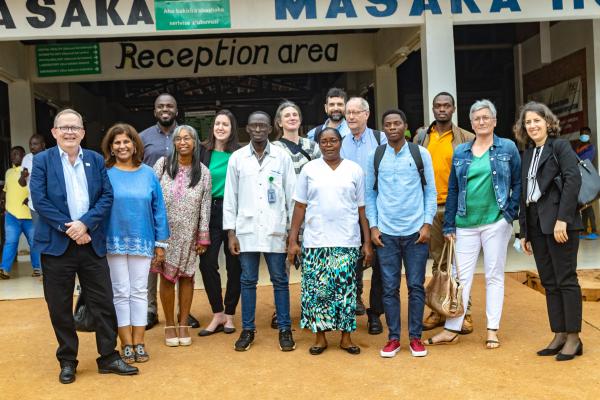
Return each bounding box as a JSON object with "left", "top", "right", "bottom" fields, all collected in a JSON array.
[{"left": 19, "top": 87, "right": 586, "bottom": 384}]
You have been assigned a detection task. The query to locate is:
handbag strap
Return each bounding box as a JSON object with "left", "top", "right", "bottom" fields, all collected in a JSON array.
[
  {"left": 438, "top": 240, "right": 448, "bottom": 272},
  {"left": 448, "top": 238, "right": 461, "bottom": 280}
]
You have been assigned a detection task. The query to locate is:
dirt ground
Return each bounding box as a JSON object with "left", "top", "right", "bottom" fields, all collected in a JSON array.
[{"left": 0, "top": 275, "right": 598, "bottom": 400}]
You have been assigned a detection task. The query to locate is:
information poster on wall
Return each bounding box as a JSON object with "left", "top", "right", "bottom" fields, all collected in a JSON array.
[
  {"left": 527, "top": 76, "right": 584, "bottom": 136},
  {"left": 36, "top": 43, "right": 101, "bottom": 77},
  {"left": 185, "top": 110, "right": 216, "bottom": 141},
  {"left": 155, "top": 0, "right": 231, "bottom": 31}
]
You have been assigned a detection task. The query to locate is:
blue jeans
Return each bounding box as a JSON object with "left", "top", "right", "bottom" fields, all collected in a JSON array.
[
  {"left": 239, "top": 252, "right": 290, "bottom": 331},
  {"left": 378, "top": 232, "right": 428, "bottom": 340},
  {"left": 1, "top": 212, "right": 41, "bottom": 272}
]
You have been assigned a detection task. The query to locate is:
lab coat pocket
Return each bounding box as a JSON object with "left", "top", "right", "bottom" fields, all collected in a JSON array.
[{"left": 235, "top": 209, "right": 255, "bottom": 235}]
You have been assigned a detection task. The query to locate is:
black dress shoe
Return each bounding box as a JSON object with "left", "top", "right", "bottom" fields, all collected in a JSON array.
[
  {"left": 188, "top": 314, "right": 200, "bottom": 329},
  {"left": 368, "top": 314, "right": 383, "bottom": 335},
  {"left": 309, "top": 345, "right": 328, "bottom": 355},
  {"left": 98, "top": 358, "right": 139, "bottom": 375},
  {"left": 198, "top": 324, "right": 224, "bottom": 336},
  {"left": 146, "top": 312, "right": 158, "bottom": 330},
  {"left": 340, "top": 345, "right": 361, "bottom": 355},
  {"left": 537, "top": 342, "right": 565, "bottom": 356},
  {"left": 59, "top": 365, "right": 76, "bottom": 384},
  {"left": 355, "top": 297, "right": 366, "bottom": 316},
  {"left": 556, "top": 341, "right": 583, "bottom": 361}
]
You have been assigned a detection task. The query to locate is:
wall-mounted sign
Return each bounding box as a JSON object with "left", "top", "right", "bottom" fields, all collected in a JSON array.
[
  {"left": 31, "top": 34, "right": 374, "bottom": 82},
  {"left": 528, "top": 76, "right": 584, "bottom": 136},
  {"left": 2, "top": 1, "right": 600, "bottom": 41},
  {"left": 36, "top": 43, "right": 101, "bottom": 77},
  {"left": 155, "top": 0, "right": 231, "bottom": 31}
]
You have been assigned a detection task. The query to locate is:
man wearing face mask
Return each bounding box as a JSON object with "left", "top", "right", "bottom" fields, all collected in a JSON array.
[
  {"left": 140, "top": 93, "right": 200, "bottom": 329},
  {"left": 576, "top": 127, "right": 597, "bottom": 240}
]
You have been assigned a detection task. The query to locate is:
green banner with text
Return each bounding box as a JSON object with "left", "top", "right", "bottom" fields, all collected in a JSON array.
[
  {"left": 155, "top": 0, "right": 231, "bottom": 31},
  {"left": 36, "top": 43, "right": 101, "bottom": 77}
]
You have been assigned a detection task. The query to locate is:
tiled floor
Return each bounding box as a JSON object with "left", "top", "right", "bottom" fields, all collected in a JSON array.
[{"left": 1, "top": 236, "right": 598, "bottom": 301}]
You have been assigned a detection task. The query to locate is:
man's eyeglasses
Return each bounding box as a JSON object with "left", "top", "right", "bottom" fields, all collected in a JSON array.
[
  {"left": 247, "top": 122, "right": 270, "bottom": 131},
  {"left": 346, "top": 110, "right": 367, "bottom": 117},
  {"left": 55, "top": 126, "right": 83, "bottom": 133}
]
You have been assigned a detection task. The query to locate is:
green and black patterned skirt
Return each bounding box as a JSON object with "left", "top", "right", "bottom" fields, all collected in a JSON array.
[{"left": 300, "top": 246, "right": 360, "bottom": 333}]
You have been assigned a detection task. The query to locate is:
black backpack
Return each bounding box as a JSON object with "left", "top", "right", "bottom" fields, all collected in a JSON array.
[{"left": 373, "top": 142, "right": 426, "bottom": 192}]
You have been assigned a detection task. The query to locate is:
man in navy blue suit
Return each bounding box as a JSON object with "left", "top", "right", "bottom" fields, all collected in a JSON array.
[{"left": 31, "top": 109, "right": 138, "bottom": 384}]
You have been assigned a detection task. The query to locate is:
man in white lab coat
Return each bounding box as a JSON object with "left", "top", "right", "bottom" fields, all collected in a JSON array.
[{"left": 223, "top": 111, "right": 297, "bottom": 352}]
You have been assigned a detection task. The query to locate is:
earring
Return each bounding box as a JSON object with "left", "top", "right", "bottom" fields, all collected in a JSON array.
[{"left": 110, "top": 151, "right": 114, "bottom": 156}]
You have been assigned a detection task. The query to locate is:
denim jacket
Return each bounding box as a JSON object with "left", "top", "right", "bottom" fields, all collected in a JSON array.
[{"left": 443, "top": 135, "right": 522, "bottom": 234}]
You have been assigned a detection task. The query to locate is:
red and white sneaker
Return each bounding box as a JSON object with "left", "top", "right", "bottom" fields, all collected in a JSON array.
[
  {"left": 380, "top": 339, "right": 401, "bottom": 358},
  {"left": 409, "top": 338, "right": 428, "bottom": 357}
]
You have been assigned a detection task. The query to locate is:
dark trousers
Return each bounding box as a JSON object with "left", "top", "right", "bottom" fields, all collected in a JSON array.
[
  {"left": 42, "top": 242, "right": 119, "bottom": 367},
  {"left": 199, "top": 199, "right": 241, "bottom": 315},
  {"left": 581, "top": 206, "right": 597, "bottom": 233},
  {"left": 356, "top": 230, "right": 384, "bottom": 316},
  {"left": 527, "top": 205, "right": 582, "bottom": 333}
]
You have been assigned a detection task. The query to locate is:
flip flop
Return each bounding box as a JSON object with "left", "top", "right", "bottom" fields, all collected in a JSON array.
[
  {"left": 486, "top": 339, "right": 501, "bottom": 349},
  {"left": 425, "top": 334, "right": 459, "bottom": 345}
]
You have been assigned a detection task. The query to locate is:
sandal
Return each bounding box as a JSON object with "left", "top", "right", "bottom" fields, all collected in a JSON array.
[
  {"left": 425, "top": 333, "right": 459, "bottom": 346},
  {"left": 121, "top": 344, "right": 135, "bottom": 364},
  {"left": 486, "top": 329, "right": 500, "bottom": 349},
  {"left": 164, "top": 326, "right": 179, "bottom": 347},
  {"left": 178, "top": 325, "right": 192, "bottom": 346},
  {"left": 134, "top": 344, "right": 150, "bottom": 362}
]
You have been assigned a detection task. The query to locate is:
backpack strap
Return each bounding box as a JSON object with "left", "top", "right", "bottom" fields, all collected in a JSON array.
[
  {"left": 408, "top": 142, "right": 426, "bottom": 191},
  {"left": 373, "top": 144, "right": 387, "bottom": 191},
  {"left": 372, "top": 129, "right": 382, "bottom": 145},
  {"left": 312, "top": 124, "right": 324, "bottom": 142}
]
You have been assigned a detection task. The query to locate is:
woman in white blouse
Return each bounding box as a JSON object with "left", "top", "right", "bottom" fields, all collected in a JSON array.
[{"left": 288, "top": 127, "right": 373, "bottom": 355}]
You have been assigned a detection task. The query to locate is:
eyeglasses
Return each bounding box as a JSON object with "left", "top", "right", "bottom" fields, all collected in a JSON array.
[
  {"left": 247, "top": 122, "right": 270, "bottom": 131},
  {"left": 174, "top": 136, "right": 194, "bottom": 143},
  {"left": 346, "top": 110, "right": 367, "bottom": 117},
  {"left": 319, "top": 138, "right": 340, "bottom": 146},
  {"left": 471, "top": 116, "right": 494, "bottom": 123},
  {"left": 55, "top": 126, "right": 83, "bottom": 133}
]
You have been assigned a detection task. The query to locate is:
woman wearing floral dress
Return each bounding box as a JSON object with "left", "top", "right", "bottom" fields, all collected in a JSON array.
[
  {"left": 151, "top": 125, "right": 212, "bottom": 347},
  {"left": 287, "top": 127, "right": 373, "bottom": 355}
]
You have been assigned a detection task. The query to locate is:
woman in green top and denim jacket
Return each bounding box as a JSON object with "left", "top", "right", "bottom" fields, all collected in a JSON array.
[
  {"left": 197, "top": 110, "right": 241, "bottom": 336},
  {"left": 426, "top": 100, "right": 521, "bottom": 349}
]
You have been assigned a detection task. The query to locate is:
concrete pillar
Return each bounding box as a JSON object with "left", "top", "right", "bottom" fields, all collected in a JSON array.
[
  {"left": 374, "top": 65, "right": 398, "bottom": 130},
  {"left": 8, "top": 80, "right": 36, "bottom": 149},
  {"left": 420, "top": 14, "right": 457, "bottom": 125}
]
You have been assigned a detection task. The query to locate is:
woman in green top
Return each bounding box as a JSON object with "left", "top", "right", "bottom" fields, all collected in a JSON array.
[
  {"left": 426, "top": 100, "right": 521, "bottom": 349},
  {"left": 197, "top": 110, "right": 241, "bottom": 336}
]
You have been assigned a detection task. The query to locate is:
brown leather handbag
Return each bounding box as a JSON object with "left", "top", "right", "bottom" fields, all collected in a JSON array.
[{"left": 425, "top": 238, "right": 464, "bottom": 318}]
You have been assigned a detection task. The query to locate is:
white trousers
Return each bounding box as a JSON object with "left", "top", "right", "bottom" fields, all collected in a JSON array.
[
  {"left": 445, "top": 218, "right": 513, "bottom": 331},
  {"left": 107, "top": 254, "right": 152, "bottom": 327}
]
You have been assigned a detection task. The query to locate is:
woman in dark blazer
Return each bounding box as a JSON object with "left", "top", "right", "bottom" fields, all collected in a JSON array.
[
  {"left": 197, "top": 109, "right": 242, "bottom": 336},
  {"left": 514, "top": 101, "right": 583, "bottom": 361}
]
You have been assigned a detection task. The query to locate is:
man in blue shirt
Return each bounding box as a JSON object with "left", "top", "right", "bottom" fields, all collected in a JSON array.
[
  {"left": 307, "top": 88, "right": 351, "bottom": 141},
  {"left": 341, "top": 96, "right": 387, "bottom": 333},
  {"left": 366, "top": 109, "right": 437, "bottom": 358}
]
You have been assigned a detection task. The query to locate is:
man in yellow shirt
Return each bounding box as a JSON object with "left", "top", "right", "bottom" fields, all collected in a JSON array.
[
  {"left": 0, "top": 146, "right": 41, "bottom": 279},
  {"left": 415, "top": 92, "right": 474, "bottom": 333}
]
